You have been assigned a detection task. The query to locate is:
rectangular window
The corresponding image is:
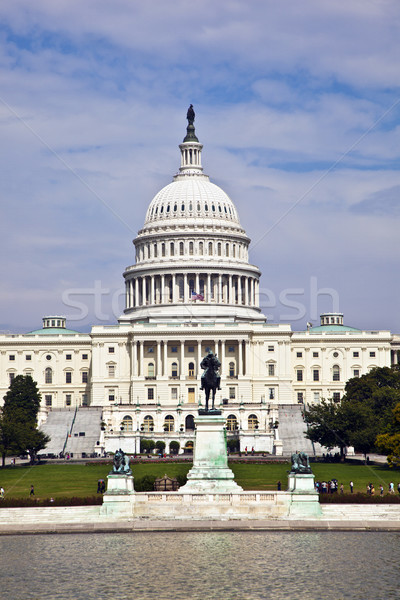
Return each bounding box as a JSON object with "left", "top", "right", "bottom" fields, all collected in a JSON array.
[
  {"left": 296, "top": 370, "right": 303, "bottom": 382},
  {"left": 171, "top": 387, "right": 178, "bottom": 400},
  {"left": 369, "top": 351, "right": 376, "bottom": 358},
  {"left": 65, "top": 372, "right": 72, "bottom": 384},
  {"left": 296, "top": 352, "right": 302, "bottom": 358},
  {"left": 333, "top": 392, "right": 341, "bottom": 402},
  {"left": 9, "top": 355, "right": 15, "bottom": 361},
  {"left": 108, "top": 390, "right": 115, "bottom": 402},
  {"left": 171, "top": 346, "right": 178, "bottom": 353},
  {"left": 353, "top": 351, "right": 359, "bottom": 358},
  {"left": 353, "top": 369, "right": 360, "bottom": 378},
  {"left": 269, "top": 388, "right": 275, "bottom": 400},
  {"left": 188, "top": 346, "right": 194, "bottom": 353},
  {"left": 108, "top": 365, "right": 115, "bottom": 378},
  {"left": 82, "top": 371, "right": 88, "bottom": 384},
  {"left": 45, "top": 395, "right": 52, "bottom": 406},
  {"left": 314, "top": 391, "right": 320, "bottom": 403},
  {"left": 229, "top": 387, "right": 236, "bottom": 400},
  {"left": 66, "top": 354, "right": 72, "bottom": 361},
  {"left": 147, "top": 388, "right": 154, "bottom": 400},
  {"left": 228, "top": 346, "right": 235, "bottom": 353},
  {"left": 108, "top": 347, "right": 115, "bottom": 354},
  {"left": 268, "top": 363, "right": 275, "bottom": 376},
  {"left": 268, "top": 346, "right": 274, "bottom": 352},
  {"left": 65, "top": 394, "right": 72, "bottom": 406},
  {"left": 313, "top": 352, "right": 319, "bottom": 358},
  {"left": 9, "top": 373, "right": 15, "bottom": 384},
  {"left": 26, "top": 355, "right": 32, "bottom": 361},
  {"left": 82, "top": 394, "right": 88, "bottom": 406},
  {"left": 82, "top": 354, "right": 88, "bottom": 360},
  {"left": 297, "top": 392, "right": 304, "bottom": 403},
  {"left": 148, "top": 347, "right": 154, "bottom": 353},
  {"left": 313, "top": 369, "right": 319, "bottom": 381}
]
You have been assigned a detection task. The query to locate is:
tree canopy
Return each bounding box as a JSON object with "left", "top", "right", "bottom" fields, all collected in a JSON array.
[
  {"left": 305, "top": 366, "right": 400, "bottom": 459},
  {"left": 0, "top": 375, "right": 49, "bottom": 466}
]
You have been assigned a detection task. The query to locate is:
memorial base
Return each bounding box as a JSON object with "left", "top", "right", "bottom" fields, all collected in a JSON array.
[
  {"left": 180, "top": 414, "right": 242, "bottom": 493},
  {"left": 100, "top": 474, "right": 135, "bottom": 517},
  {"left": 287, "top": 473, "right": 322, "bottom": 517}
]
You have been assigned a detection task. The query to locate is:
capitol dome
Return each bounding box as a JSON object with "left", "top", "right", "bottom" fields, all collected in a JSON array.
[
  {"left": 120, "top": 108, "right": 265, "bottom": 324},
  {"left": 144, "top": 178, "right": 241, "bottom": 228}
]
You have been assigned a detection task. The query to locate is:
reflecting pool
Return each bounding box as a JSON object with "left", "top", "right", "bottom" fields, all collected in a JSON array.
[{"left": 1, "top": 531, "right": 399, "bottom": 600}]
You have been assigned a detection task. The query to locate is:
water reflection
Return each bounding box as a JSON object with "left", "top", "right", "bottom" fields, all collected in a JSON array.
[{"left": 0, "top": 531, "right": 399, "bottom": 600}]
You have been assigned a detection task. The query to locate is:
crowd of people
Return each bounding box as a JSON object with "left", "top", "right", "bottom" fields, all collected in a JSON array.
[{"left": 315, "top": 479, "right": 400, "bottom": 495}]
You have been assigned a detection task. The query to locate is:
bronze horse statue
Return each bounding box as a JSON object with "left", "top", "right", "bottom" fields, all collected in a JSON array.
[{"left": 200, "top": 351, "right": 221, "bottom": 412}]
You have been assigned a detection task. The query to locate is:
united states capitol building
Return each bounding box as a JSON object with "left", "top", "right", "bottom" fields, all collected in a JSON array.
[{"left": 1, "top": 111, "right": 399, "bottom": 456}]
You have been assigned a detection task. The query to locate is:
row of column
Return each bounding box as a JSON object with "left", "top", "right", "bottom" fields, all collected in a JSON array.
[
  {"left": 131, "top": 339, "right": 250, "bottom": 378},
  {"left": 125, "top": 273, "right": 259, "bottom": 309}
]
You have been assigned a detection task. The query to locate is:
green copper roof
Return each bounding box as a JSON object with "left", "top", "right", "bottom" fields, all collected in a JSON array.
[
  {"left": 26, "top": 327, "right": 82, "bottom": 335},
  {"left": 308, "top": 325, "right": 360, "bottom": 333}
]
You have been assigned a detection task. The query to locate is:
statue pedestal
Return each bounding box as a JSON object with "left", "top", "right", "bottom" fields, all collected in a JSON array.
[
  {"left": 287, "top": 473, "right": 322, "bottom": 517},
  {"left": 100, "top": 474, "right": 135, "bottom": 517},
  {"left": 180, "top": 414, "right": 242, "bottom": 493}
]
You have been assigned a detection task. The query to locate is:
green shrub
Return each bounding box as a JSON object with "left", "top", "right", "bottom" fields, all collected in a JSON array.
[
  {"left": 169, "top": 441, "right": 180, "bottom": 454},
  {"left": 134, "top": 475, "right": 157, "bottom": 491}
]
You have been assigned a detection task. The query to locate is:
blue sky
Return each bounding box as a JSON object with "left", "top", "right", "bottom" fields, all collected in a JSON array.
[{"left": 0, "top": 0, "right": 399, "bottom": 333}]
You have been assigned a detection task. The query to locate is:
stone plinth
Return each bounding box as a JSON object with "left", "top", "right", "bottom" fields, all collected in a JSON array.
[
  {"left": 180, "top": 414, "right": 243, "bottom": 493},
  {"left": 100, "top": 474, "right": 135, "bottom": 517},
  {"left": 287, "top": 472, "right": 322, "bottom": 518}
]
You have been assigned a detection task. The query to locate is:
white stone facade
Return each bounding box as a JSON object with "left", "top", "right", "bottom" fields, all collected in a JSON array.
[{"left": 0, "top": 115, "right": 396, "bottom": 454}]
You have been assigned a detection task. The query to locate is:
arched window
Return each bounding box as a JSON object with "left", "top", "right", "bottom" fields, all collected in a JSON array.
[
  {"left": 121, "top": 415, "right": 133, "bottom": 432},
  {"left": 162, "top": 243, "right": 166, "bottom": 257},
  {"left": 227, "top": 414, "right": 238, "bottom": 431},
  {"left": 188, "top": 362, "right": 195, "bottom": 377},
  {"left": 147, "top": 362, "right": 155, "bottom": 378},
  {"left": 226, "top": 243, "right": 229, "bottom": 257},
  {"left": 217, "top": 242, "right": 222, "bottom": 256},
  {"left": 164, "top": 415, "right": 174, "bottom": 432},
  {"left": 45, "top": 367, "right": 52, "bottom": 384},
  {"left": 333, "top": 365, "right": 340, "bottom": 381},
  {"left": 185, "top": 415, "right": 195, "bottom": 430},
  {"left": 248, "top": 414, "right": 259, "bottom": 430},
  {"left": 199, "top": 242, "right": 203, "bottom": 255},
  {"left": 229, "top": 362, "right": 235, "bottom": 377},
  {"left": 170, "top": 242, "right": 174, "bottom": 256},
  {"left": 233, "top": 244, "right": 236, "bottom": 257},
  {"left": 208, "top": 242, "right": 213, "bottom": 255},
  {"left": 189, "top": 241, "right": 194, "bottom": 255},
  {"left": 179, "top": 241, "right": 184, "bottom": 256},
  {"left": 171, "top": 362, "right": 178, "bottom": 377},
  {"left": 153, "top": 243, "right": 157, "bottom": 257},
  {"left": 143, "top": 415, "right": 154, "bottom": 432}
]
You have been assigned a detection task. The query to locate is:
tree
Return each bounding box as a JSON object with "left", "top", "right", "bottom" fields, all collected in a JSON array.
[
  {"left": 305, "top": 368, "right": 400, "bottom": 462},
  {"left": 0, "top": 375, "right": 49, "bottom": 466},
  {"left": 304, "top": 399, "right": 350, "bottom": 457},
  {"left": 169, "top": 440, "right": 180, "bottom": 455},
  {"left": 140, "top": 438, "right": 155, "bottom": 454},
  {"left": 155, "top": 440, "right": 166, "bottom": 454},
  {"left": 376, "top": 403, "right": 400, "bottom": 467}
]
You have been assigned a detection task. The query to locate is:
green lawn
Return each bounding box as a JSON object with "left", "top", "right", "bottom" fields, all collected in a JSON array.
[{"left": 0, "top": 461, "right": 399, "bottom": 499}]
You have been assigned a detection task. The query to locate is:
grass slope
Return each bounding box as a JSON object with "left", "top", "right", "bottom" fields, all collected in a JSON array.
[{"left": 0, "top": 461, "right": 399, "bottom": 499}]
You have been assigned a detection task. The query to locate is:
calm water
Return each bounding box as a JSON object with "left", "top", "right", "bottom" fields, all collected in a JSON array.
[{"left": 0, "top": 531, "right": 399, "bottom": 600}]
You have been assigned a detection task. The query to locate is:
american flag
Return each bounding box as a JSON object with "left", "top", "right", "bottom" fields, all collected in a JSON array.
[{"left": 191, "top": 291, "right": 204, "bottom": 301}]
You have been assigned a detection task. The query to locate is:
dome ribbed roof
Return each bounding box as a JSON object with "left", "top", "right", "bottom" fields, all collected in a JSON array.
[{"left": 144, "top": 178, "right": 240, "bottom": 227}]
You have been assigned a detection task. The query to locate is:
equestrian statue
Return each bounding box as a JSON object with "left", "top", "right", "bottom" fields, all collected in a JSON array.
[{"left": 199, "top": 351, "right": 222, "bottom": 414}]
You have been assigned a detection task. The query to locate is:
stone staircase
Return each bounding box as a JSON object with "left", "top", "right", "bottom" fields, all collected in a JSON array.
[
  {"left": 278, "top": 404, "right": 315, "bottom": 456},
  {"left": 40, "top": 409, "right": 76, "bottom": 456},
  {"left": 64, "top": 407, "right": 103, "bottom": 457}
]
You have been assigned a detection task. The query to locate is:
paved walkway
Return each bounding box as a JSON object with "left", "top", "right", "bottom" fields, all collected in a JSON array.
[{"left": 1, "top": 517, "right": 400, "bottom": 534}]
